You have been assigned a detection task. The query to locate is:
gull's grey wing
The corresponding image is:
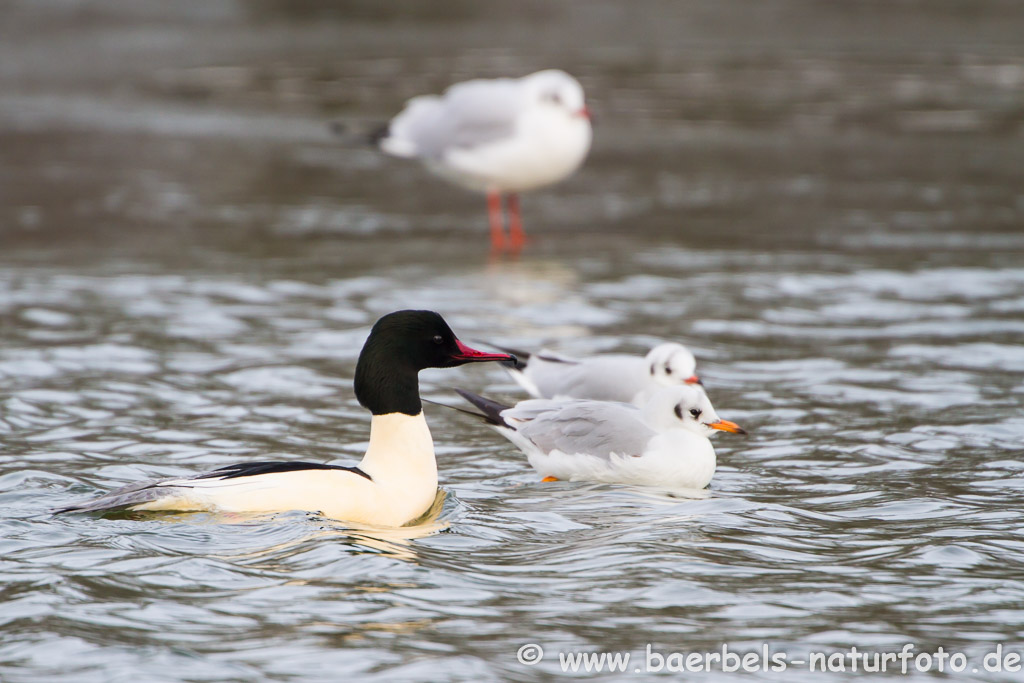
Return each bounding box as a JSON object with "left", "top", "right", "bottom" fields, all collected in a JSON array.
[
  {"left": 505, "top": 399, "right": 657, "bottom": 459},
  {"left": 526, "top": 355, "right": 649, "bottom": 402},
  {"left": 385, "top": 78, "right": 524, "bottom": 160}
]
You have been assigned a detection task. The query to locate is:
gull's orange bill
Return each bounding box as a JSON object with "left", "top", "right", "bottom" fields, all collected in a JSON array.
[{"left": 708, "top": 419, "right": 746, "bottom": 435}]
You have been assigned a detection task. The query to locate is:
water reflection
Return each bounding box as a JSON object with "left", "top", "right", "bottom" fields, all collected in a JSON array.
[{"left": 201, "top": 490, "right": 452, "bottom": 567}]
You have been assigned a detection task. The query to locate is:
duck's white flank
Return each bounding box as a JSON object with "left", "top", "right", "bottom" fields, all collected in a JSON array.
[{"left": 131, "top": 412, "right": 438, "bottom": 526}]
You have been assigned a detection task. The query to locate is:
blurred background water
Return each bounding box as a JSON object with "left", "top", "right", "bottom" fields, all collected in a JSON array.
[{"left": 2, "top": 0, "right": 1024, "bottom": 680}]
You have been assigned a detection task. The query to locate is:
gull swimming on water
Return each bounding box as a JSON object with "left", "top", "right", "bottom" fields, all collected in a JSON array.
[
  {"left": 504, "top": 343, "right": 701, "bottom": 405},
  {"left": 374, "top": 69, "right": 592, "bottom": 251},
  {"left": 452, "top": 385, "right": 744, "bottom": 490}
]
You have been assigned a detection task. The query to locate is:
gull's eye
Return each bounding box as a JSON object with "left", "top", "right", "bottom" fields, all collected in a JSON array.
[
  {"left": 664, "top": 366, "right": 672, "bottom": 375},
  {"left": 690, "top": 408, "right": 702, "bottom": 418},
  {"left": 544, "top": 91, "right": 563, "bottom": 105},
  {"left": 432, "top": 335, "right": 444, "bottom": 345}
]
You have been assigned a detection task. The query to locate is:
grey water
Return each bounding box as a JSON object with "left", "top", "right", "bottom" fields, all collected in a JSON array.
[{"left": 2, "top": 1, "right": 1024, "bottom": 680}]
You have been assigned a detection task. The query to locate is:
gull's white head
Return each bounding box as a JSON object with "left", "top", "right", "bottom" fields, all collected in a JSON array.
[
  {"left": 642, "top": 385, "right": 745, "bottom": 438},
  {"left": 521, "top": 70, "right": 589, "bottom": 120},
  {"left": 646, "top": 343, "right": 700, "bottom": 387}
]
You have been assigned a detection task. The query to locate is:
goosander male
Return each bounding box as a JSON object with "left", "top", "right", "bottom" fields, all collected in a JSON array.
[
  {"left": 57, "top": 310, "right": 515, "bottom": 526},
  {"left": 505, "top": 343, "right": 701, "bottom": 405},
  {"left": 375, "top": 69, "right": 592, "bottom": 251},
  {"left": 454, "top": 385, "right": 744, "bottom": 490}
]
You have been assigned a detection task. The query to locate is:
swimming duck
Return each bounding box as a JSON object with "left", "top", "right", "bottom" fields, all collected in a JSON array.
[
  {"left": 505, "top": 343, "right": 701, "bottom": 405},
  {"left": 375, "top": 70, "right": 592, "bottom": 251},
  {"left": 57, "top": 310, "right": 515, "bottom": 526},
  {"left": 454, "top": 385, "right": 744, "bottom": 490}
]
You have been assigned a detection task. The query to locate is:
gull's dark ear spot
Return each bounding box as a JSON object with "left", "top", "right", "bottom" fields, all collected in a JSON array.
[
  {"left": 651, "top": 363, "right": 657, "bottom": 376},
  {"left": 674, "top": 404, "right": 683, "bottom": 419}
]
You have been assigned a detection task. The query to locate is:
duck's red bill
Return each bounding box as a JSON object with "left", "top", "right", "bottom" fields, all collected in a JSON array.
[{"left": 452, "top": 340, "right": 516, "bottom": 363}]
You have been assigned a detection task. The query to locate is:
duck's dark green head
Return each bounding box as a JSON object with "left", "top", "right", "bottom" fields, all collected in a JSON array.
[{"left": 354, "top": 310, "right": 515, "bottom": 415}]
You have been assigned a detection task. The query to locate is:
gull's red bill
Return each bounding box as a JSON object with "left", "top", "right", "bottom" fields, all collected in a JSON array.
[{"left": 452, "top": 340, "right": 517, "bottom": 363}]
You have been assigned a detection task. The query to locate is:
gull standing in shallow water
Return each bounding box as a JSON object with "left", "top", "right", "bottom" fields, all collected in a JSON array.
[
  {"left": 56, "top": 311, "right": 515, "bottom": 526},
  {"left": 504, "top": 343, "right": 702, "bottom": 405},
  {"left": 452, "top": 385, "right": 745, "bottom": 490},
  {"left": 375, "top": 69, "right": 592, "bottom": 251}
]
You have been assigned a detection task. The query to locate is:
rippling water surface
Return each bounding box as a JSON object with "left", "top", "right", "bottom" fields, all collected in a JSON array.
[{"left": 2, "top": 1, "right": 1024, "bottom": 680}]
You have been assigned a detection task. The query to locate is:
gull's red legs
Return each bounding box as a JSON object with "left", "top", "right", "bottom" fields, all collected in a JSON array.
[
  {"left": 487, "top": 189, "right": 505, "bottom": 251},
  {"left": 507, "top": 193, "right": 526, "bottom": 251}
]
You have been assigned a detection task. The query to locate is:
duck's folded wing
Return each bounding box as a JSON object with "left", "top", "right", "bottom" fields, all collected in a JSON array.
[
  {"left": 192, "top": 461, "right": 370, "bottom": 482},
  {"left": 55, "top": 461, "right": 367, "bottom": 514},
  {"left": 512, "top": 401, "right": 657, "bottom": 459}
]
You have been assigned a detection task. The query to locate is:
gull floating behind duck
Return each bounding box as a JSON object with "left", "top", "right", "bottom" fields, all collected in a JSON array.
[
  {"left": 504, "top": 343, "right": 701, "bottom": 405},
  {"left": 453, "top": 385, "right": 744, "bottom": 490}
]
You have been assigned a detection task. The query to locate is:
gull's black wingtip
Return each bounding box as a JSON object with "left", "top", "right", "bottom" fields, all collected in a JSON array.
[
  {"left": 367, "top": 122, "right": 390, "bottom": 147},
  {"left": 328, "top": 120, "right": 389, "bottom": 149},
  {"left": 454, "top": 389, "right": 512, "bottom": 428}
]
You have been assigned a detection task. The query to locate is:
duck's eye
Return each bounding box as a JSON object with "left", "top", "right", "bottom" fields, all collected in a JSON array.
[
  {"left": 432, "top": 335, "right": 444, "bottom": 345},
  {"left": 690, "top": 408, "right": 702, "bottom": 418}
]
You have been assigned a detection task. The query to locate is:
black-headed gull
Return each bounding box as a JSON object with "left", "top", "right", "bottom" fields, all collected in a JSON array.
[
  {"left": 454, "top": 385, "right": 745, "bottom": 489},
  {"left": 505, "top": 343, "right": 701, "bottom": 405},
  {"left": 57, "top": 311, "right": 515, "bottom": 526},
  {"left": 376, "top": 69, "right": 592, "bottom": 251}
]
